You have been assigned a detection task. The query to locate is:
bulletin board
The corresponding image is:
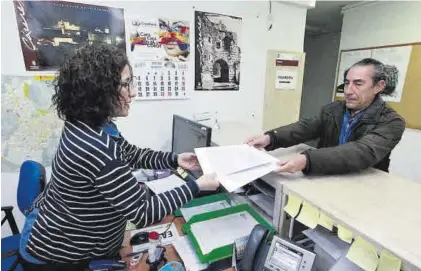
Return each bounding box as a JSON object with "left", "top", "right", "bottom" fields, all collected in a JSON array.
[{"left": 333, "top": 42, "right": 421, "bottom": 130}]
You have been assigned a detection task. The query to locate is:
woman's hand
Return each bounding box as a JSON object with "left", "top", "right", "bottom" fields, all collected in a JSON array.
[
  {"left": 177, "top": 153, "right": 200, "bottom": 171},
  {"left": 196, "top": 173, "right": 220, "bottom": 191}
]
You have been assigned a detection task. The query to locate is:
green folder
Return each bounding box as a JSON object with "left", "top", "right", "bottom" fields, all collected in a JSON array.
[
  {"left": 181, "top": 204, "right": 275, "bottom": 263},
  {"left": 174, "top": 193, "right": 234, "bottom": 217}
]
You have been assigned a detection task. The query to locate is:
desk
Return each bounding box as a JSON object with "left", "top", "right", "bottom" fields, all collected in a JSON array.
[
  {"left": 279, "top": 169, "right": 421, "bottom": 271},
  {"left": 121, "top": 215, "right": 234, "bottom": 271}
]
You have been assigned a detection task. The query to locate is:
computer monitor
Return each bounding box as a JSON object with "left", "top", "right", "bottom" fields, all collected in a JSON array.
[{"left": 171, "top": 115, "right": 212, "bottom": 178}]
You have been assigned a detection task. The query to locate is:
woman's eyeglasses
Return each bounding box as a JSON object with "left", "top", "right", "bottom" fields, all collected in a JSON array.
[{"left": 120, "top": 80, "right": 134, "bottom": 89}]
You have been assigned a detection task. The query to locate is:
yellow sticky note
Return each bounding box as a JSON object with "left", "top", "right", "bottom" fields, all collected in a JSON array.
[
  {"left": 34, "top": 75, "right": 55, "bottom": 81},
  {"left": 377, "top": 250, "right": 401, "bottom": 271},
  {"left": 283, "top": 193, "right": 302, "bottom": 217},
  {"left": 337, "top": 225, "right": 353, "bottom": 243},
  {"left": 346, "top": 237, "right": 379, "bottom": 271},
  {"left": 296, "top": 201, "right": 319, "bottom": 229},
  {"left": 318, "top": 213, "right": 334, "bottom": 231}
]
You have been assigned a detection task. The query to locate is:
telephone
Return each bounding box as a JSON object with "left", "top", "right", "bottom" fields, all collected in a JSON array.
[{"left": 237, "top": 225, "right": 315, "bottom": 271}]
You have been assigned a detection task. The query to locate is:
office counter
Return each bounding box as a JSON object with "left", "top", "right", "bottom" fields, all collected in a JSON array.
[
  {"left": 181, "top": 120, "right": 421, "bottom": 270},
  {"left": 280, "top": 169, "right": 421, "bottom": 271}
]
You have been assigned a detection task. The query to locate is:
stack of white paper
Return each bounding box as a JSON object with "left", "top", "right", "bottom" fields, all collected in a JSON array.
[
  {"left": 190, "top": 211, "right": 259, "bottom": 255},
  {"left": 145, "top": 174, "right": 186, "bottom": 194},
  {"left": 173, "top": 236, "right": 209, "bottom": 271},
  {"left": 195, "top": 145, "right": 279, "bottom": 192},
  {"left": 180, "top": 200, "right": 232, "bottom": 222}
]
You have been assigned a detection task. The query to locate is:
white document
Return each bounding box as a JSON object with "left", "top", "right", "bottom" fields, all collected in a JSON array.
[
  {"left": 180, "top": 200, "right": 232, "bottom": 222},
  {"left": 275, "top": 70, "right": 298, "bottom": 90},
  {"left": 173, "top": 236, "right": 209, "bottom": 271},
  {"left": 195, "top": 145, "right": 279, "bottom": 192},
  {"left": 196, "top": 145, "right": 274, "bottom": 175},
  {"left": 131, "top": 222, "right": 179, "bottom": 252},
  {"left": 145, "top": 174, "right": 186, "bottom": 194},
  {"left": 190, "top": 211, "right": 259, "bottom": 255},
  {"left": 372, "top": 46, "right": 412, "bottom": 103}
]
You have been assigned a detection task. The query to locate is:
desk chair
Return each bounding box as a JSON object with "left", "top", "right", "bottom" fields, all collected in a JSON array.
[{"left": 1, "top": 161, "right": 46, "bottom": 271}]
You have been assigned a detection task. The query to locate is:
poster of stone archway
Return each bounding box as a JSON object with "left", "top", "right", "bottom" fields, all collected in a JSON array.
[{"left": 194, "top": 11, "right": 242, "bottom": 91}]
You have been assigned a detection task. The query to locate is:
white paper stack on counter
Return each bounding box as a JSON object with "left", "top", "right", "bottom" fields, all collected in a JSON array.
[
  {"left": 145, "top": 174, "right": 186, "bottom": 194},
  {"left": 195, "top": 145, "right": 279, "bottom": 192},
  {"left": 180, "top": 200, "right": 233, "bottom": 222},
  {"left": 190, "top": 211, "right": 259, "bottom": 255},
  {"left": 173, "top": 236, "right": 209, "bottom": 271}
]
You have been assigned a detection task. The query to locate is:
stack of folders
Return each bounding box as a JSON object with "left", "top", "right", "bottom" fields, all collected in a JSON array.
[{"left": 195, "top": 144, "right": 279, "bottom": 192}]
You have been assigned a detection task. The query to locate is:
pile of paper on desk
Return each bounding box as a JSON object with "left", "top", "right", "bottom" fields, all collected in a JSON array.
[
  {"left": 180, "top": 200, "right": 233, "bottom": 222},
  {"left": 173, "top": 236, "right": 209, "bottom": 271},
  {"left": 145, "top": 174, "right": 186, "bottom": 194},
  {"left": 195, "top": 144, "right": 279, "bottom": 192}
]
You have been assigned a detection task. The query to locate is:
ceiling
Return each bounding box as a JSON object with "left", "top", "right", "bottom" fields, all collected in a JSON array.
[{"left": 305, "top": 1, "right": 356, "bottom": 36}]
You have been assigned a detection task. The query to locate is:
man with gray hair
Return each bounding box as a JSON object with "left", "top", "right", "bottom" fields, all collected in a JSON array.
[{"left": 246, "top": 58, "right": 405, "bottom": 174}]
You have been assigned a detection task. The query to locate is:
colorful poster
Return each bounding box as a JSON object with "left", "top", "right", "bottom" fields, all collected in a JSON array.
[
  {"left": 194, "top": 11, "right": 242, "bottom": 91},
  {"left": 13, "top": 1, "right": 126, "bottom": 71},
  {"left": 127, "top": 17, "right": 191, "bottom": 100}
]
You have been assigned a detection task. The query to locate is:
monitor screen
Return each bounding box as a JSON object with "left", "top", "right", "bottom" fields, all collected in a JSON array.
[{"left": 172, "top": 115, "right": 212, "bottom": 177}]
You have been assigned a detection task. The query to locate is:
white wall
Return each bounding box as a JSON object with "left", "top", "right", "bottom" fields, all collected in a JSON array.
[
  {"left": 1, "top": 1, "right": 307, "bottom": 235},
  {"left": 300, "top": 33, "right": 341, "bottom": 119},
  {"left": 340, "top": 1, "right": 421, "bottom": 182}
]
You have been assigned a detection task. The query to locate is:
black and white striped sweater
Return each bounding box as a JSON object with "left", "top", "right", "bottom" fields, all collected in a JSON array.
[{"left": 27, "top": 121, "right": 199, "bottom": 263}]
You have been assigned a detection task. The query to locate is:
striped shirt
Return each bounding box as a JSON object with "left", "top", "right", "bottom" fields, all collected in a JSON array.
[{"left": 26, "top": 120, "right": 199, "bottom": 263}]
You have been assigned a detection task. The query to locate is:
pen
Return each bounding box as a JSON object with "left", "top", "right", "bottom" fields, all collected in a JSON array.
[{"left": 122, "top": 249, "right": 147, "bottom": 258}]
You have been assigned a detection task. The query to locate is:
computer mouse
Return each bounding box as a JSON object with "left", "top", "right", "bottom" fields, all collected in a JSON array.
[{"left": 130, "top": 231, "right": 149, "bottom": 246}]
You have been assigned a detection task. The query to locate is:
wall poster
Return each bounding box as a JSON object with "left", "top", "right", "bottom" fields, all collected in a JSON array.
[
  {"left": 13, "top": 1, "right": 125, "bottom": 71},
  {"left": 127, "top": 17, "right": 191, "bottom": 100},
  {"left": 194, "top": 11, "right": 242, "bottom": 91}
]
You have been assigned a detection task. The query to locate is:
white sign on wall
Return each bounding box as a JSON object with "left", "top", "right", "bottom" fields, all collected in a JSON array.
[{"left": 275, "top": 70, "right": 298, "bottom": 90}]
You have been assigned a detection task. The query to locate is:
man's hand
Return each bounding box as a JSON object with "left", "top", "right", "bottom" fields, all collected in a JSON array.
[
  {"left": 275, "top": 154, "right": 307, "bottom": 173},
  {"left": 245, "top": 135, "right": 271, "bottom": 149},
  {"left": 177, "top": 153, "right": 200, "bottom": 171}
]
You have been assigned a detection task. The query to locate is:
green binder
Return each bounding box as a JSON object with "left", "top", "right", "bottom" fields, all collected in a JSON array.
[
  {"left": 181, "top": 204, "right": 275, "bottom": 263},
  {"left": 174, "top": 193, "right": 234, "bottom": 217}
]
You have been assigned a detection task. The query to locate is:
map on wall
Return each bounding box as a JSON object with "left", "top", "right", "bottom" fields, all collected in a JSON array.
[{"left": 1, "top": 75, "right": 63, "bottom": 172}]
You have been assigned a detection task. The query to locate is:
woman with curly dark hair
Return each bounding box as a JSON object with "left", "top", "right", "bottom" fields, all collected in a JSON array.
[{"left": 19, "top": 43, "right": 219, "bottom": 270}]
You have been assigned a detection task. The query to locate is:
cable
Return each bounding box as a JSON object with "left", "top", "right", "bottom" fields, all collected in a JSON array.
[
  {"left": 268, "top": 1, "right": 273, "bottom": 31},
  {"left": 159, "top": 216, "right": 177, "bottom": 234}
]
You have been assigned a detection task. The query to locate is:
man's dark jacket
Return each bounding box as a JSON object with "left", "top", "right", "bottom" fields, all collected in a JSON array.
[{"left": 264, "top": 96, "right": 405, "bottom": 175}]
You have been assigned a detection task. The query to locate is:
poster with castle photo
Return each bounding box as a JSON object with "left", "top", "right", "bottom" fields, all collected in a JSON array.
[
  {"left": 194, "top": 11, "right": 242, "bottom": 91},
  {"left": 13, "top": 1, "right": 125, "bottom": 71}
]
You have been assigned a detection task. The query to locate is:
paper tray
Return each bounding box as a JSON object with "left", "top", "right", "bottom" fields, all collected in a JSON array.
[
  {"left": 181, "top": 204, "right": 275, "bottom": 264},
  {"left": 174, "top": 193, "right": 233, "bottom": 217}
]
